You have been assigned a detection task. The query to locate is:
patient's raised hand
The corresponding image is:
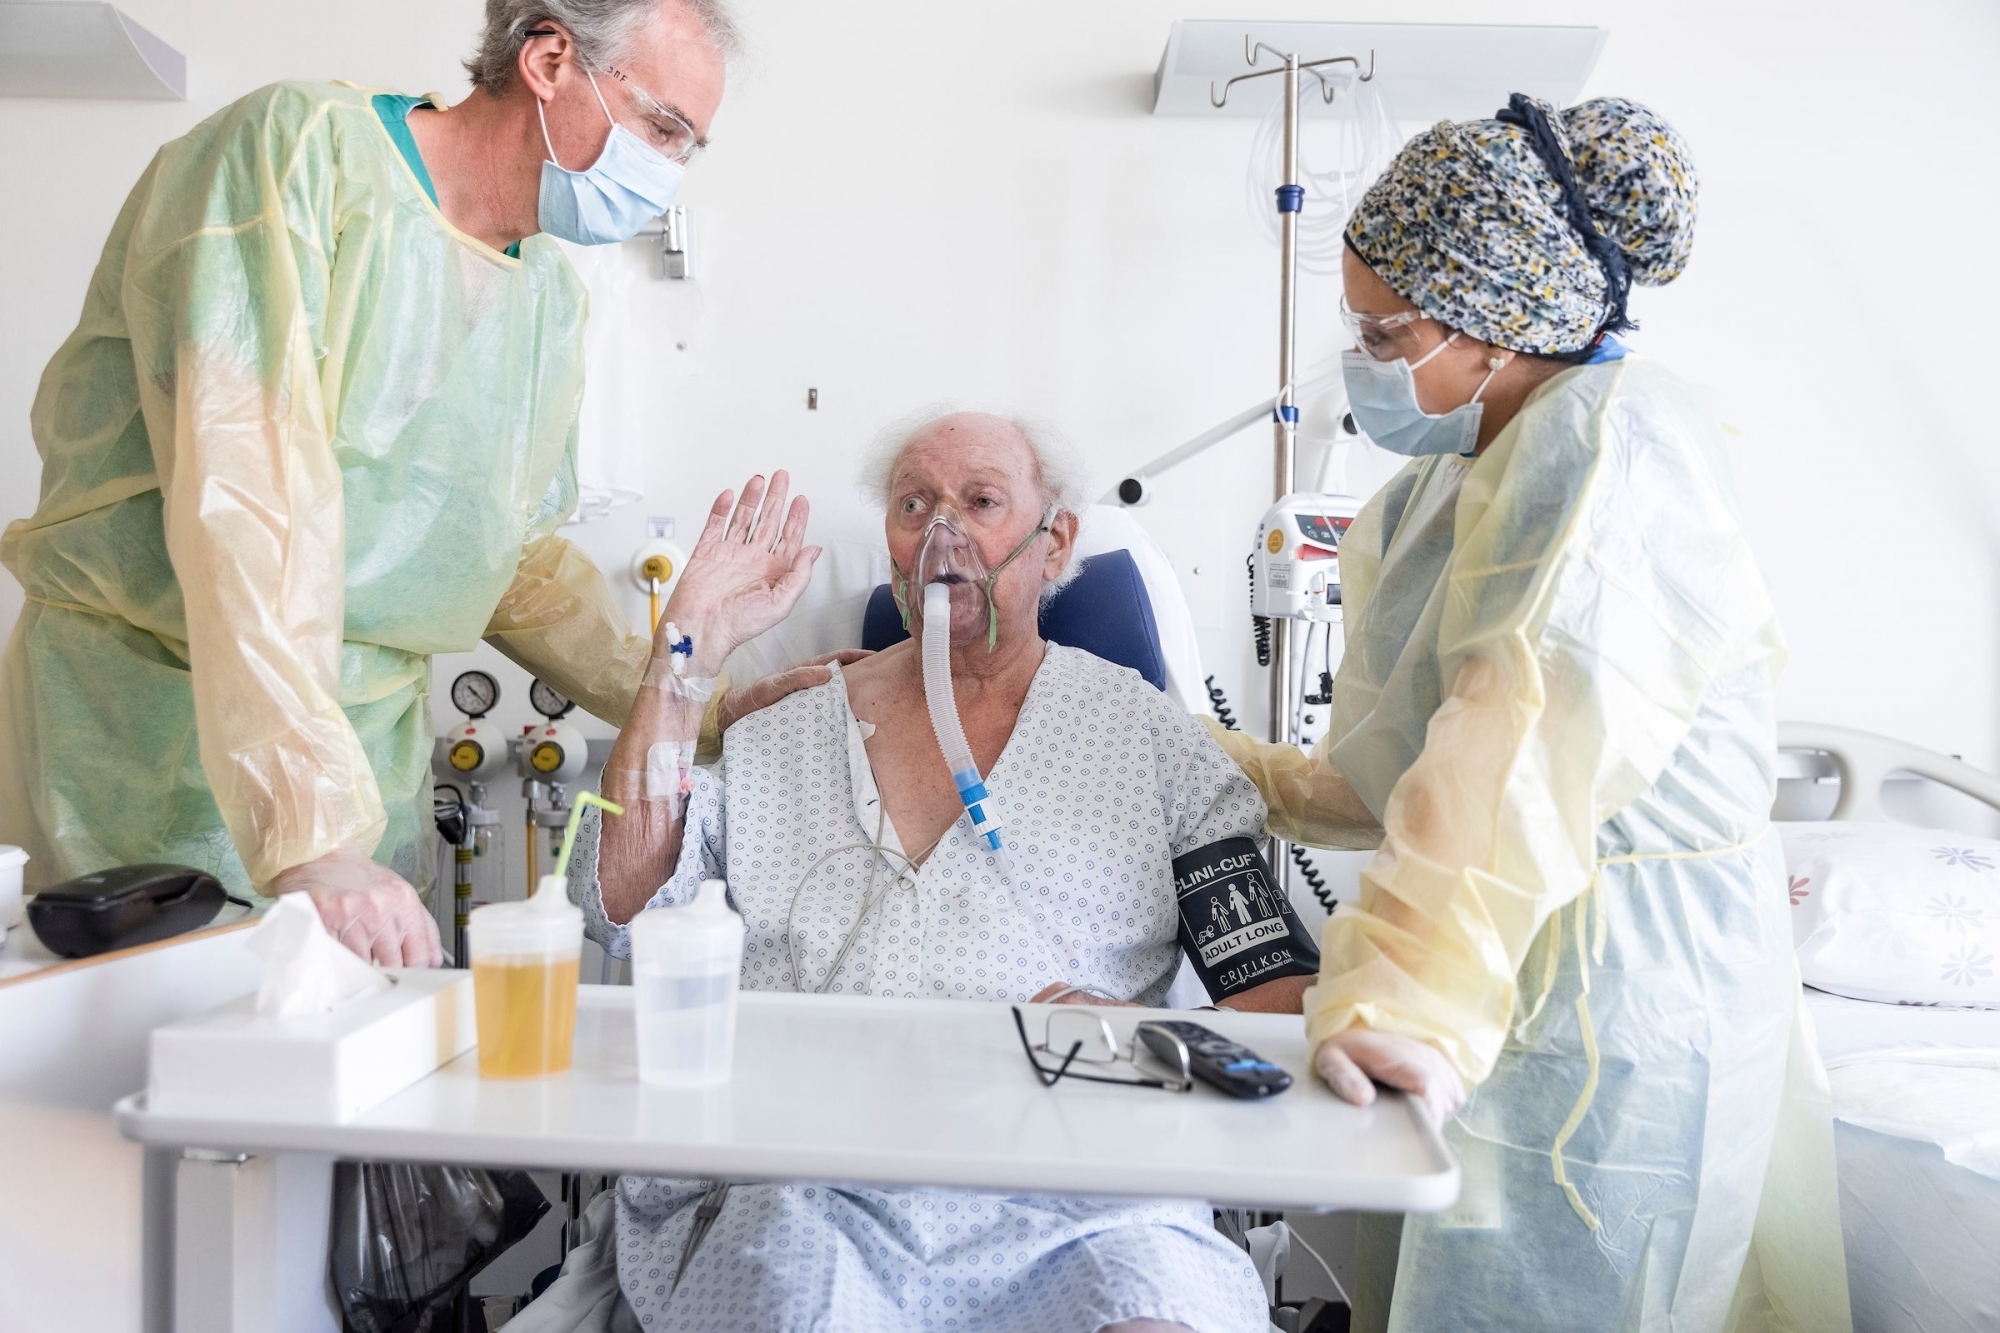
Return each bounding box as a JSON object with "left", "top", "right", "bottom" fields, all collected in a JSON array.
[{"left": 656, "top": 471, "right": 822, "bottom": 676}]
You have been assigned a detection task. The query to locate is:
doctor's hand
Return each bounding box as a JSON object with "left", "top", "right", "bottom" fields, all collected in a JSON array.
[
  {"left": 658, "top": 473, "right": 822, "bottom": 676},
  {"left": 717, "top": 650, "right": 874, "bottom": 732},
  {"left": 1314, "top": 1029, "right": 1466, "bottom": 1126},
  {"left": 271, "top": 847, "right": 443, "bottom": 968}
]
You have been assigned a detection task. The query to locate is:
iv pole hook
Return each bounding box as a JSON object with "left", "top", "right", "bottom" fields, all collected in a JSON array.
[{"left": 1208, "top": 43, "right": 1374, "bottom": 109}]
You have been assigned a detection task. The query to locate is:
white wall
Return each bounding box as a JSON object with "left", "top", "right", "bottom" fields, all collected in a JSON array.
[{"left": 4, "top": 0, "right": 1998, "bottom": 890}]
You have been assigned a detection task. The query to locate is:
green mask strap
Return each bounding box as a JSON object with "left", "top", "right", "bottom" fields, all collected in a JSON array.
[
  {"left": 979, "top": 505, "right": 1059, "bottom": 652},
  {"left": 889, "top": 561, "right": 912, "bottom": 631}
]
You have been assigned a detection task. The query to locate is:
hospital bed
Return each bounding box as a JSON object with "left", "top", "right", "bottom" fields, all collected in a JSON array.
[{"left": 1776, "top": 723, "right": 2000, "bottom": 1333}]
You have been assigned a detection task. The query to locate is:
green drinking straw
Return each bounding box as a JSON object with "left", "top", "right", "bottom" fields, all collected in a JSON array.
[{"left": 551, "top": 791, "right": 624, "bottom": 883}]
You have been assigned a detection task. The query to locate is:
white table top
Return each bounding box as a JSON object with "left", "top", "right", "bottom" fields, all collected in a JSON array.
[{"left": 118, "top": 987, "right": 1458, "bottom": 1213}]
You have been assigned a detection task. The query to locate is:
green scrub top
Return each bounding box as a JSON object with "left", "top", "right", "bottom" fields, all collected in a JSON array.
[{"left": 371, "top": 93, "right": 522, "bottom": 259}]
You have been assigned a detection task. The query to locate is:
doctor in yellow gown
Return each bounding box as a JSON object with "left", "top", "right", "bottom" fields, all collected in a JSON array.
[
  {"left": 0, "top": 2, "right": 736, "bottom": 962},
  {"left": 1208, "top": 96, "right": 1853, "bottom": 1331}
]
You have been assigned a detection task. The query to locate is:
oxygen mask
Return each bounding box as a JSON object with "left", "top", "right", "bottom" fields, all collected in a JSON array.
[
  {"left": 894, "top": 502, "right": 1056, "bottom": 652},
  {"left": 913, "top": 508, "right": 988, "bottom": 589}
]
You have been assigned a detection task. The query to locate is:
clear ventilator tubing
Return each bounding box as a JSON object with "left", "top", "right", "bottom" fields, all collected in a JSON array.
[{"left": 922, "top": 581, "right": 1009, "bottom": 868}]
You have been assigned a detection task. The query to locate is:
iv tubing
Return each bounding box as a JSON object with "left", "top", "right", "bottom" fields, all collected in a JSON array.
[{"left": 922, "top": 582, "right": 1008, "bottom": 865}]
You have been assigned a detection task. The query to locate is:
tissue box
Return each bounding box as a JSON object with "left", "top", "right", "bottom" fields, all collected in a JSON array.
[{"left": 149, "top": 968, "right": 475, "bottom": 1121}]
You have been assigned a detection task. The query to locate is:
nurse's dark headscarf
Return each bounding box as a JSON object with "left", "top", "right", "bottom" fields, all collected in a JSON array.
[{"left": 1344, "top": 95, "right": 1700, "bottom": 356}]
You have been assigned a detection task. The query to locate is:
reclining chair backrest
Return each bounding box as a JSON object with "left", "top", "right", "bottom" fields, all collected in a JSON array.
[{"left": 859, "top": 549, "right": 1167, "bottom": 692}]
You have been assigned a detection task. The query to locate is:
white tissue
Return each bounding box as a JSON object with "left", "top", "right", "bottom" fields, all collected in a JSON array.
[{"left": 247, "top": 893, "right": 392, "bottom": 1018}]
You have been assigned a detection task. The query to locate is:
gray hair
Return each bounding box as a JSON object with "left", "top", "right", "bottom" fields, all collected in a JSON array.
[
  {"left": 861, "top": 406, "right": 1087, "bottom": 516},
  {"left": 860, "top": 406, "right": 1089, "bottom": 600},
  {"left": 465, "top": 0, "right": 741, "bottom": 95}
]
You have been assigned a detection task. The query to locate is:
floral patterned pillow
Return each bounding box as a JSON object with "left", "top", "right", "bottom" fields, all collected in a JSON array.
[{"left": 1779, "top": 822, "right": 2000, "bottom": 1008}]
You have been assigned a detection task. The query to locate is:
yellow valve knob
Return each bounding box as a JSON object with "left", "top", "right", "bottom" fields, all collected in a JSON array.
[
  {"left": 448, "top": 740, "right": 484, "bottom": 772},
  {"left": 530, "top": 740, "right": 566, "bottom": 774},
  {"left": 641, "top": 554, "right": 675, "bottom": 584}
]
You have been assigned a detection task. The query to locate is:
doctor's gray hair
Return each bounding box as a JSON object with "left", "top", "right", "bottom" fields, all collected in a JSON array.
[
  {"left": 465, "top": 0, "right": 741, "bottom": 95},
  {"left": 860, "top": 406, "right": 1089, "bottom": 600}
]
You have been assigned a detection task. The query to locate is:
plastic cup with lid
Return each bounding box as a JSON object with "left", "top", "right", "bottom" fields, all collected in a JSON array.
[
  {"left": 0, "top": 846, "right": 27, "bottom": 930},
  {"left": 629, "top": 879, "right": 746, "bottom": 1086},
  {"left": 467, "top": 875, "right": 584, "bottom": 1079},
  {"left": 467, "top": 791, "right": 619, "bottom": 1079}
]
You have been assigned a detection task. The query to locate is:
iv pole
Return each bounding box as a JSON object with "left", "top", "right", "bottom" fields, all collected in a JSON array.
[
  {"left": 1211, "top": 39, "right": 1374, "bottom": 891},
  {"left": 1211, "top": 38, "right": 1373, "bottom": 753}
]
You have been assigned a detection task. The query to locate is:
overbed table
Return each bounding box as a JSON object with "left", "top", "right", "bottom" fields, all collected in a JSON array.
[{"left": 116, "top": 986, "right": 1458, "bottom": 1331}]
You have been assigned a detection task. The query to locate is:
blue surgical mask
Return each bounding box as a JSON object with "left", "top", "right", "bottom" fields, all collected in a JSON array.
[
  {"left": 1342, "top": 333, "right": 1501, "bottom": 458},
  {"left": 537, "top": 71, "right": 684, "bottom": 246}
]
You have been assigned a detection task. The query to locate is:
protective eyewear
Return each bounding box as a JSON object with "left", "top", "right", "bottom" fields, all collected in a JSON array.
[
  {"left": 1011, "top": 1006, "right": 1194, "bottom": 1093},
  {"left": 521, "top": 28, "right": 705, "bottom": 165},
  {"left": 602, "top": 64, "right": 704, "bottom": 164},
  {"left": 1339, "top": 296, "right": 1435, "bottom": 363}
]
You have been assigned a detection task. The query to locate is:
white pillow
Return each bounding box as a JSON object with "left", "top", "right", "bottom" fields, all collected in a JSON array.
[{"left": 1779, "top": 822, "right": 2000, "bottom": 1008}]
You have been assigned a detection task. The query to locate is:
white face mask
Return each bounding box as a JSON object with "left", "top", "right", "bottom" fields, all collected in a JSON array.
[{"left": 1342, "top": 333, "right": 1502, "bottom": 458}]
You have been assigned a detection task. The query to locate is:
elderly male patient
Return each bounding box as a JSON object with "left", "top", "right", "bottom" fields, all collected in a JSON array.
[{"left": 520, "top": 411, "right": 1302, "bottom": 1333}]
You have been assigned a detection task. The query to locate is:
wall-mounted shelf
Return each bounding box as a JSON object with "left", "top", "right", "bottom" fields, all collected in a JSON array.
[
  {"left": 0, "top": 1, "right": 185, "bottom": 100},
  {"left": 1154, "top": 20, "right": 1606, "bottom": 123}
]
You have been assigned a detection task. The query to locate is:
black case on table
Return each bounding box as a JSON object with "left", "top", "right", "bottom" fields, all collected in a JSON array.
[{"left": 26, "top": 863, "right": 226, "bottom": 959}]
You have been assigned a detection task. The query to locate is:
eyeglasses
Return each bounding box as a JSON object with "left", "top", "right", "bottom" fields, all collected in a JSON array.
[
  {"left": 1340, "top": 296, "right": 1436, "bottom": 363},
  {"left": 520, "top": 28, "right": 706, "bottom": 165},
  {"left": 1011, "top": 1006, "right": 1195, "bottom": 1093}
]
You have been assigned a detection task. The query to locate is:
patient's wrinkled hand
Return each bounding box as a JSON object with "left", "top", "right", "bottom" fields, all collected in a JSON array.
[
  {"left": 1314, "top": 1028, "right": 1465, "bottom": 1126},
  {"left": 1031, "top": 982, "right": 1140, "bottom": 1007},
  {"left": 718, "top": 650, "right": 873, "bottom": 732},
  {"left": 656, "top": 472, "right": 822, "bottom": 676}
]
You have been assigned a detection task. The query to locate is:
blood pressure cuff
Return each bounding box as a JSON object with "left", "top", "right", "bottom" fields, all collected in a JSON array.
[{"left": 1173, "top": 836, "right": 1321, "bottom": 1000}]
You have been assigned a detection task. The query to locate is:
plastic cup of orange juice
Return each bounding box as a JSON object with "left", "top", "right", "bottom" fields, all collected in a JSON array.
[{"left": 468, "top": 880, "right": 582, "bottom": 1079}]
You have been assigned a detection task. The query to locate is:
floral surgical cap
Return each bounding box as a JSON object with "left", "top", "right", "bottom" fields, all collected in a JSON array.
[{"left": 1344, "top": 96, "right": 1700, "bottom": 355}]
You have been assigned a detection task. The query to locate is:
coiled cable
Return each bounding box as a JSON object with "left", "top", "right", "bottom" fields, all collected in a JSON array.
[
  {"left": 1206, "top": 674, "right": 1340, "bottom": 915},
  {"left": 1204, "top": 674, "right": 1240, "bottom": 732},
  {"left": 1291, "top": 843, "right": 1336, "bottom": 915},
  {"left": 1248, "top": 555, "right": 1272, "bottom": 667}
]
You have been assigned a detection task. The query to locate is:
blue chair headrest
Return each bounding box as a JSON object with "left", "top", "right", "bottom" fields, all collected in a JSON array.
[{"left": 860, "top": 549, "right": 1167, "bottom": 692}]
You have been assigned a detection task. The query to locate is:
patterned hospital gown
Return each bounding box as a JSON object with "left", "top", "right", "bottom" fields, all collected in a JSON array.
[{"left": 561, "top": 646, "right": 1269, "bottom": 1333}]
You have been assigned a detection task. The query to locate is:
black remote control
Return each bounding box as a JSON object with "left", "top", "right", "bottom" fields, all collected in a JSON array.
[{"left": 1136, "top": 1020, "right": 1293, "bottom": 1099}]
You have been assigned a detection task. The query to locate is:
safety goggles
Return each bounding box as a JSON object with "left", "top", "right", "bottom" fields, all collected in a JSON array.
[
  {"left": 1339, "top": 296, "right": 1437, "bottom": 363},
  {"left": 601, "top": 64, "right": 704, "bottom": 164},
  {"left": 1011, "top": 1006, "right": 1195, "bottom": 1093}
]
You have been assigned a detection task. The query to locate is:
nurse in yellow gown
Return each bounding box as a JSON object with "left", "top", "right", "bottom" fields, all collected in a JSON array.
[
  {"left": 0, "top": 3, "right": 735, "bottom": 963},
  {"left": 1208, "top": 96, "right": 1854, "bottom": 1331}
]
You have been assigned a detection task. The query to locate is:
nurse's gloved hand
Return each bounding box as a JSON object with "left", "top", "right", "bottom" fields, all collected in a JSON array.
[
  {"left": 1314, "top": 1029, "right": 1466, "bottom": 1126},
  {"left": 271, "top": 846, "right": 443, "bottom": 968},
  {"left": 717, "top": 650, "right": 874, "bottom": 732}
]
